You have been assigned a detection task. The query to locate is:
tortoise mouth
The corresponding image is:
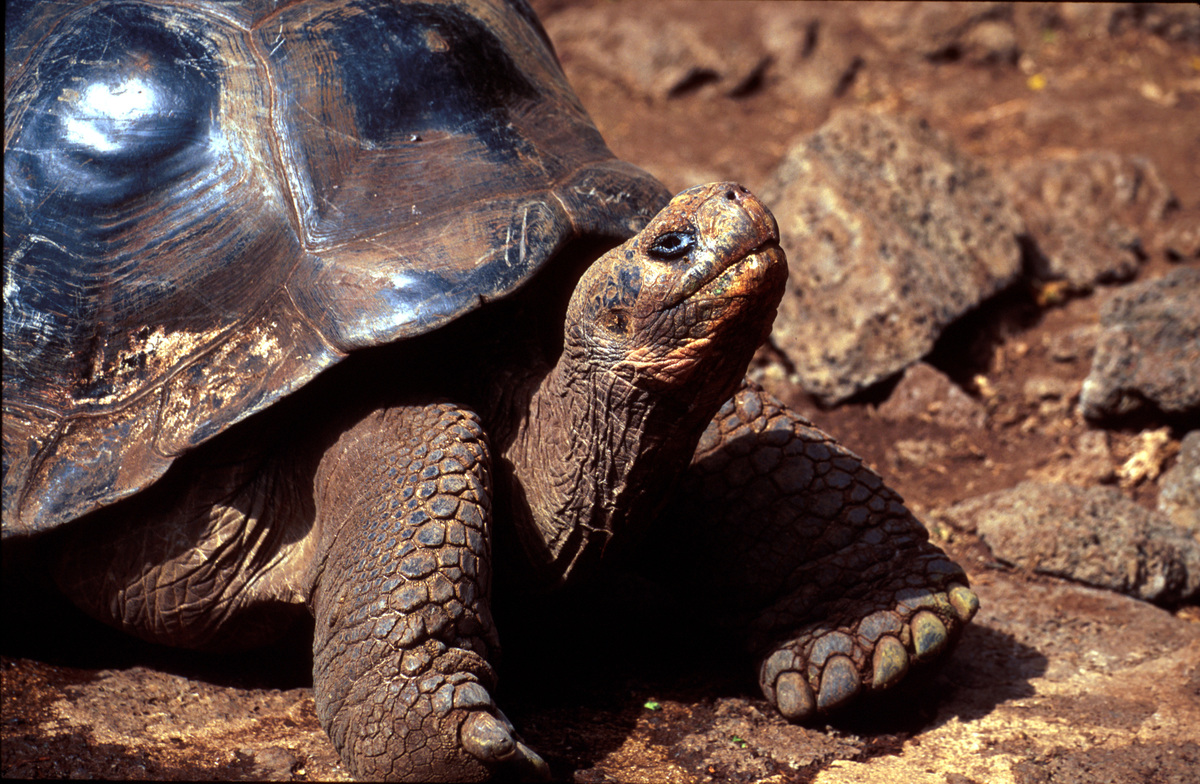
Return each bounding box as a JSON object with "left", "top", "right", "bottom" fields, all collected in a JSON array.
[{"left": 676, "top": 239, "right": 785, "bottom": 306}]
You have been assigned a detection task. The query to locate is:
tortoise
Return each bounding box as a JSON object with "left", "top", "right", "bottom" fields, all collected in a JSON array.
[{"left": 3, "top": 0, "right": 979, "bottom": 780}]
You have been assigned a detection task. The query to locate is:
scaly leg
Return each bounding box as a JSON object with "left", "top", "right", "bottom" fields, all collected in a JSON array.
[
  {"left": 310, "top": 402, "right": 545, "bottom": 782},
  {"left": 659, "top": 381, "right": 978, "bottom": 719}
]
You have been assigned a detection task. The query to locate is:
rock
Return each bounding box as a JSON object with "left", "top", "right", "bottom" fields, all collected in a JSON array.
[
  {"left": 1159, "top": 430, "right": 1200, "bottom": 532},
  {"left": 1109, "top": 3, "right": 1200, "bottom": 45},
  {"left": 1022, "top": 377, "right": 1075, "bottom": 403},
  {"left": 856, "top": 2, "right": 1020, "bottom": 64},
  {"left": 241, "top": 746, "right": 299, "bottom": 780},
  {"left": 764, "top": 109, "right": 1024, "bottom": 405},
  {"left": 1162, "top": 218, "right": 1200, "bottom": 262},
  {"left": 758, "top": 11, "right": 865, "bottom": 107},
  {"left": 875, "top": 362, "right": 987, "bottom": 430},
  {"left": 891, "top": 438, "right": 953, "bottom": 470},
  {"left": 1057, "top": 3, "right": 1200, "bottom": 46},
  {"left": 1079, "top": 267, "right": 1200, "bottom": 421},
  {"left": 1001, "top": 152, "right": 1175, "bottom": 292},
  {"left": 543, "top": 6, "right": 767, "bottom": 100},
  {"left": 938, "top": 481, "right": 1200, "bottom": 605}
]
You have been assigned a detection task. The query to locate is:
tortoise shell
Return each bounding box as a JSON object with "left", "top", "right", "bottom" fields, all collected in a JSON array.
[{"left": 2, "top": 0, "right": 668, "bottom": 535}]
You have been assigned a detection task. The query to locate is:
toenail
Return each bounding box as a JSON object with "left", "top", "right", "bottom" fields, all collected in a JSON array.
[
  {"left": 871, "top": 635, "right": 909, "bottom": 689},
  {"left": 514, "top": 742, "right": 551, "bottom": 779},
  {"left": 461, "top": 712, "right": 516, "bottom": 763},
  {"left": 775, "top": 671, "right": 816, "bottom": 720},
  {"left": 949, "top": 583, "right": 980, "bottom": 622},
  {"left": 816, "top": 655, "right": 861, "bottom": 711},
  {"left": 911, "top": 610, "right": 949, "bottom": 660}
]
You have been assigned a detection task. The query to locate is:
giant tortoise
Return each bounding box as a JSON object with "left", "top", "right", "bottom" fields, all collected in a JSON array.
[{"left": 3, "top": 0, "right": 979, "bottom": 780}]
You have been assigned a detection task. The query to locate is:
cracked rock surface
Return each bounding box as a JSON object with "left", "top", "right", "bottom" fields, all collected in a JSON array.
[{"left": 937, "top": 481, "right": 1200, "bottom": 605}]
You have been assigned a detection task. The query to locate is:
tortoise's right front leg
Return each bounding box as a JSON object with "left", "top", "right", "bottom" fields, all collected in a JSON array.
[
  {"left": 310, "top": 402, "right": 544, "bottom": 782},
  {"left": 654, "top": 382, "right": 979, "bottom": 721}
]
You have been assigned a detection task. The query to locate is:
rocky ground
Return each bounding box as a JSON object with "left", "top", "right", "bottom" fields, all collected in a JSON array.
[{"left": 3, "top": 2, "right": 1198, "bottom": 782}]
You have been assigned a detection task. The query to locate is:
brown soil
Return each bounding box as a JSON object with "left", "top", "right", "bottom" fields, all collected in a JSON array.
[{"left": 4, "top": 2, "right": 1198, "bottom": 782}]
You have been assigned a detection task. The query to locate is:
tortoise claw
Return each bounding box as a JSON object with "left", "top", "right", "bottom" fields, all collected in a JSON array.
[
  {"left": 911, "top": 610, "right": 950, "bottom": 661},
  {"left": 949, "top": 583, "right": 980, "bottom": 623},
  {"left": 514, "top": 742, "right": 551, "bottom": 781},
  {"left": 816, "top": 654, "right": 861, "bottom": 711},
  {"left": 774, "top": 671, "right": 816, "bottom": 721},
  {"left": 462, "top": 712, "right": 517, "bottom": 763},
  {"left": 871, "top": 634, "right": 910, "bottom": 689},
  {"left": 461, "top": 711, "right": 549, "bottom": 780}
]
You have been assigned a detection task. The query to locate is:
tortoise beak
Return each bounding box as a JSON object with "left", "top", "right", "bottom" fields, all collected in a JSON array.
[{"left": 662, "top": 183, "right": 782, "bottom": 308}]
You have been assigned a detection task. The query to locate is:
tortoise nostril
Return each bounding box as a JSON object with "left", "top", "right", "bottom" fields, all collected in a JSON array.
[{"left": 725, "top": 189, "right": 738, "bottom": 201}]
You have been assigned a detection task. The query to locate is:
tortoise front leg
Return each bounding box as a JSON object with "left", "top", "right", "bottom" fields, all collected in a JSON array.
[
  {"left": 310, "top": 402, "right": 545, "bottom": 782},
  {"left": 660, "top": 381, "right": 978, "bottom": 719}
]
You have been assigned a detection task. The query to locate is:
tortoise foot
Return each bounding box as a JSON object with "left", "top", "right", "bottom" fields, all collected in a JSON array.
[
  {"left": 310, "top": 402, "right": 550, "bottom": 781},
  {"left": 318, "top": 664, "right": 546, "bottom": 782},
  {"left": 759, "top": 569, "right": 978, "bottom": 722},
  {"left": 462, "top": 709, "right": 549, "bottom": 779}
]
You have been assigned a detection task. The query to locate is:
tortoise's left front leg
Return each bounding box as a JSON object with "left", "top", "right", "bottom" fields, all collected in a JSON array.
[
  {"left": 657, "top": 381, "right": 979, "bottom": 720},
  {"left": 309, "top": 402, "right": 545, "bottom": 782}
]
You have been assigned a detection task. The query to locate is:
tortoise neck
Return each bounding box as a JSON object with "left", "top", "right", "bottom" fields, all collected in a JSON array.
[{"left": 500, "top": 349, "right": 700, "bottom": 587}]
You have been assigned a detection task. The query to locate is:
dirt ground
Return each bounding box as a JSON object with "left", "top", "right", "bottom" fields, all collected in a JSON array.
[{"left": 3, "top": 2, "right": 1198, "bottom": 782}]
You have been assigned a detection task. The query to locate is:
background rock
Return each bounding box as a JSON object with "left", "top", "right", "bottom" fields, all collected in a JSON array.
[
  {"left": 856, "top": 1, "right": 1020, "bottom": 64},
  {"left": 544, "top": 4, "right": 768, "bottom": 101},
  {"left": 1045, "top": 323, "right": 1099, "bottom": 363},
  {"left": 1159, "top": 430, "right": 1200, "bottom": 532},
  {"left": 1002, "top": 151, "right": 1176, "bottom": 291},
  {"left": 763, "top": 109, "right": 1024, "bottom": 404},
  {"left": 938, "top": 481, "right": 1200, "bottom": 605},
  {"left": 874, "top": 362, "right": 987, "bottom": 431},
  {"left": 1080, "top": 267, "right": 1200, "bottom": 421}
]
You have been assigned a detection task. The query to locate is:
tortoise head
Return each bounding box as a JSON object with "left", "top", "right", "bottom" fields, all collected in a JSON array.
[
  {"left": 565, "top": 182, "right": 787, "bottom": 393},
  {"left": 505, "top": 184, "right": 787, "bottom": 585}
]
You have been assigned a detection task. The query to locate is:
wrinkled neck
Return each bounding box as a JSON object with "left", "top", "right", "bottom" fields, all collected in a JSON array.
[{"left": 501, "top": 353, "right": 699, "bottom": 586}]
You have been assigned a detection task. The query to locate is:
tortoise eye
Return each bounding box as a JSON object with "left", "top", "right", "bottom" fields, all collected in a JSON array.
[{"left": 647, "top": 231, "right": 695, "bottom": 260}]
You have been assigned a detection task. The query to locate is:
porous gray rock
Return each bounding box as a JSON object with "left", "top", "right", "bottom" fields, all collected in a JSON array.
[
  {"left": 875, "top": 362, "right": 987, "bottom": 431},
  {"left": 1002, "top": 151, "right": 1176, "bottom": 292},
  {"left": 938, "top": 481, "right": 1200, "bottom": 605},
  {"left": 1159, "top": 430, "right": 1200, "bottom": 532},
  {"left": 763, "top": 109, "right": 1024, "bottom": 405},
  {"left": 1079, "top": 267, "right": 1200, "bottom": 421}
]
